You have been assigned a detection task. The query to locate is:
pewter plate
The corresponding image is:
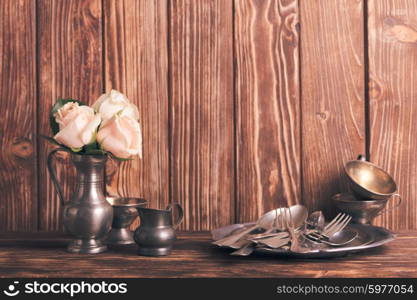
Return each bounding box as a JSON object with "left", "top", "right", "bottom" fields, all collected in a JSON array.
[{"left": 212, "top": 223, "right": 395, "bottom": 258}]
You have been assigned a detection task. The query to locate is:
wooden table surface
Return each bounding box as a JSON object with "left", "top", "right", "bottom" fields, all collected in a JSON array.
[{"left": 0, "top": 232, "right": 416, "bottom": 278}]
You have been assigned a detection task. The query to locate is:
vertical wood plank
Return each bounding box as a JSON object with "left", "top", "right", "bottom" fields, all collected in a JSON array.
[
  {"left": 104, "top": 0, "right": 169, "bottom": 213},
  {"left": 0, "top": 0, "right": 37, "bottom": 231},
  {"left": 235, "top": 0, "right": 300, "bottom": 223},
  {"left": 38, "top": 0, "right": 103, "bottom": 231},
  {"left": 170, "top": 0, "right": 234, "bottom": 230},
  {"left": 368, "top": 0, "right": 417, "bottom": 230},
  {"left": 300, "top": 0, "right": 365, "bottom": 216}
]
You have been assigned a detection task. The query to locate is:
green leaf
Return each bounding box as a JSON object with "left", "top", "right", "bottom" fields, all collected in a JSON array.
[
  {"left": 40, "top": 135, "right": 78, "bottom": 153},
  {"left": 40, "top": 135, "right": 86, "bottom": 154},
  {"left": 50, "top": 98, "right": 86, "bottom": 135}
]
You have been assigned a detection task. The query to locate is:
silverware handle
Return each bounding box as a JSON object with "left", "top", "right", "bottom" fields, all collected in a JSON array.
[
  {"left": 47, "top": 148, "right": 70, "bottom": 207},
  {"left": 167, "top": 202, "right": 184, "bottom": 229},
  {"left": 213, "top": 225, "right": 258, "bottom": 247},
  {"left": 377, "top": 193, "right": 402, "bottom": 216}
]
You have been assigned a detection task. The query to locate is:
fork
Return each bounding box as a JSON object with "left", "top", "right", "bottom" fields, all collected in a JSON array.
[
  {"left": 304, "top": 213, "right": 352, "bottom": 242},
  {"left": 285, "top": 208, "right": 309, "bottom": 253},
  {"left": 321, "top": 213, "right": 352, "bottom": 237}
]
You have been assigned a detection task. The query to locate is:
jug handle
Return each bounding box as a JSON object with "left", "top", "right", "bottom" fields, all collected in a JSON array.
[
  {"left": 47, "top": 148, "right": 70, "bottom": 207},
  {"left": 166, "top": 202, "right": 184, "bottom": 229},
  {"left": 377, "top": 193, "right": 402, "bottom": 216}
]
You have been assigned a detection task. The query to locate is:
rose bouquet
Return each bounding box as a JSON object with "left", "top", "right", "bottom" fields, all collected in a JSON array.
[{"left": 44, "top": 89, "right": 142, "bottom": 160}]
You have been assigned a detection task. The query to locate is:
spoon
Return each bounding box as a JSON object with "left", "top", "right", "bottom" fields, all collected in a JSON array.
[
  {"left": 213, "top": 209, "right": 279, "bottom": 247},
  {"left": 230, "top": 243, "right": 255, "bottom": 256},
  {"left": 229, "top": 239, "right": 252, "bottom": 249},
  {"left": 249, "top": 231, "right": 288, "bottom": 240},
  {"left": 253, "top": 236, "right": 290, "bottom": 249},
  {"left": 281, "top": 205, "right": 309, "bottom": 229}
]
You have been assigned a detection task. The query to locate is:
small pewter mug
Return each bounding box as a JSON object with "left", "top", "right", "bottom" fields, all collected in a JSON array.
[
  {"left": 47, "top": 148, "right": 113, "bottom": 254},
  {"left": 106, "top": 197, "right": 147, "bottom": 245},
  {"left": 134, "top": 203, "right": 184, "bottom": 256}
]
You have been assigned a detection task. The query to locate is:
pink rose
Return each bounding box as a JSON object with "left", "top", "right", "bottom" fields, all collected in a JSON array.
[
  {"left": 93, "top": 90, "right": 139, "bottom": 121},
  {"left": 97, "top": 115, "right": 142, "bottom": 159},
  {"left": 53, "top": 102, "right": 101, "bottom": 150}
]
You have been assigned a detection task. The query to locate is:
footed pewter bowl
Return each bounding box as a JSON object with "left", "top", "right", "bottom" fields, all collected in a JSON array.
[
  {"left": 106, "top": 197, "right": 147, "bottom": 245},
  {"left": 332, "top": 193, "right": 400, "bottom": 225}
]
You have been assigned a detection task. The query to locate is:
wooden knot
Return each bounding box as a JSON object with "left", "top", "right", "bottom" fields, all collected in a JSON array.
[
  {"left": 283, "top": 13, "right": 299, "bottom": 44},
  {"left": 11, "top": 138, "right": 33, "bottom": 159},
  {"left": 369, "top": 76, "right": 385, "bottom": 101},
  {"left": 384, "top": 17, "right": 417, "bottom": 44},
  {"left": 316, "top": 111, "right": 329, "bottom": 121},
  {"left": 295, "top": 22, "right": 300, "bottom": 33}
]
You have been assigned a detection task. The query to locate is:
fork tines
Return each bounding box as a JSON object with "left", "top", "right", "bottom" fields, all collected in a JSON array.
[{"left": 322, "top": 213, "right": 352, "bottom": 237}]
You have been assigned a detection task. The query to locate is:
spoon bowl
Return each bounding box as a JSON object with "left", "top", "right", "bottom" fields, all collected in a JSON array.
[
  {"left": 304, "top": 227, "right": 358, "bottom": 247},
  {"left": 327, "top": 227, "right": 358, "bottom": 246},
  {"left": 281, "top": 205, "right": 309, "bottom": 229}
]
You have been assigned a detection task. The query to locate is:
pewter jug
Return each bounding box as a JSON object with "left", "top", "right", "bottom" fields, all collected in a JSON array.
[
  {"left": 134, "top": 203, "right": 183, "bottom": 256},
  {"left": 47, "top": 148, "right": 113, "bottom": 254}
]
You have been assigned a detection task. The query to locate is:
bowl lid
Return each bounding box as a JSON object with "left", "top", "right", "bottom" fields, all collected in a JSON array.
[{"left": 344, "top": 160, "right": 397, "bottom": 196}]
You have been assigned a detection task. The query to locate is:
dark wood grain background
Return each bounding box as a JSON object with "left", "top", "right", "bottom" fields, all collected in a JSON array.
[{"left": 1, "top": 0, "right": 416, "bottom": 232}]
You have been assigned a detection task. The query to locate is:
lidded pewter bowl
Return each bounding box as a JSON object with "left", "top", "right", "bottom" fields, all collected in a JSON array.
[{"left": 106, "top": 197, "right": 148, "bottom": 245}]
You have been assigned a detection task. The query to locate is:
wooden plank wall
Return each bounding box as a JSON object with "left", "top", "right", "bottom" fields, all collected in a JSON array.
[
  {"left": 235, "top": 0, "right": 301, "bottom": 223},
  {"left": 37, "top": 0, "right": 103, "bottom": 231},
  {"left": 0, "top": 0, "right": 416, "bottom": 232},
  {"left": 368, "top": 0, "right": 417, "bottom": 230},
  {"left": 170, "top": 0, "right": 235, "bottom": 230},
  {"left": 0, "top": 0, "right": 37, "bottom": 231},
  {"left": 104, "top": 0, "right": 170, "bottom": 222},
  {"left": 300, "top": 0, "right": 365, "bottom": 218}
]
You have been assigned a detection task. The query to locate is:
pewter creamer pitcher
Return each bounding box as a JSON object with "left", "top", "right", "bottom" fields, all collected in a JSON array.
[
  {"left": 134, "top": 203, "right": 183, "bottom": 256},
  {"left": 47, "top": 148, "right": 113, "bottom": 254}
]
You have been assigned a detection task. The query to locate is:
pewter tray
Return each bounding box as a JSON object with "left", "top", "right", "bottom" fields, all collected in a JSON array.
[{"left": 212, "top": 223, "right": 395, "bottom": 258}]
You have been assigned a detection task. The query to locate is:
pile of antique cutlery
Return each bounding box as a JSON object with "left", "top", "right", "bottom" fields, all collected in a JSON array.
[{"left": 212, "top": 205, "right": 356, "bottom": 256}]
